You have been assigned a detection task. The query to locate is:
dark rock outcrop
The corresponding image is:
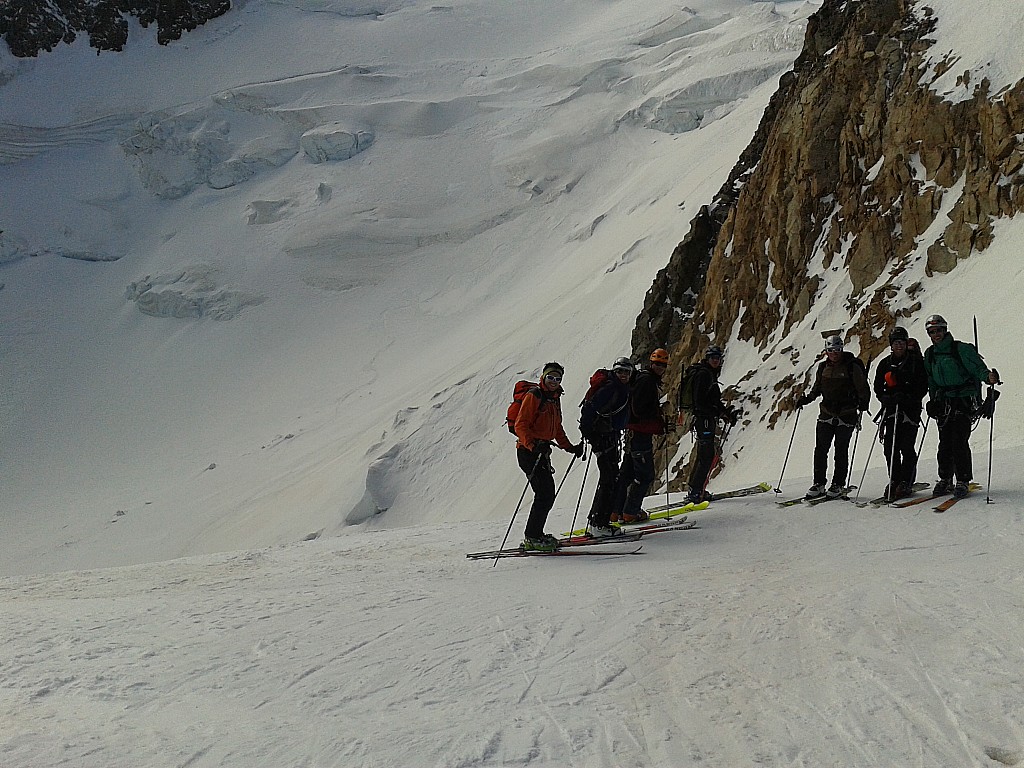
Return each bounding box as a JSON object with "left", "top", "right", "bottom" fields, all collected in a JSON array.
[
  {"left": 1, "top": 0, "right": 230, "bottom": 57},
  {"left": 634, "top": 0, "right": 1024, "bottom": 480}
]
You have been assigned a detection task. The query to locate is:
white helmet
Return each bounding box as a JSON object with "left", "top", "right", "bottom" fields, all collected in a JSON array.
[{"left": 824, "top": 335, "right": 844, "bottom": 352}]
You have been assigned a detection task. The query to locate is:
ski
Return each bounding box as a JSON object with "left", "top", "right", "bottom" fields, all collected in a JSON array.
[
  {"left": 854, "top": 482, "right": 931, "bottom": 508},
  {"left": 643, "top": 483, "right": 771, "bottom": 513},
  {"left": 708, "top": 481, "right": 774, "bottom": 500},
  {"left": 635, "top": 519, "right": 698, "bottom": 536},
  {"left": 776, "top": 485, "right": 856, "bottom": 507},
  {"left": 933, "top": 485, "right": 981, "bottom": 513},
  {"left": 775, "top": 496, "right": 808, "bottom": 508},
  {"left": 641, "top": 499, "right": 710, "bottom": 522},
  {"left": 932, "top": 497, "right": 961, "bottom": 514},
  {"left": 892, "top": 482, "right": 981, "bottom": 509},
  {"left": 560, "top": 531, "right": 644, "bottom": 546},
  {"left": 564, "top": 515, "right": 691, "bottom": 539},
  {"left": 804, "top": 488, "right": 855, "bottom": 506},
  {"left": 466, "top": 544, "right": 644, "bottom": 560}
]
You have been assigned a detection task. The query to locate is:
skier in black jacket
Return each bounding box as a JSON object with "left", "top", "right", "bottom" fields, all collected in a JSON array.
[
  {"left": 796, "top": 335, "right": 871, "bottom": 498},
  {"left": 612, "top": 348, "right": 670, "bottom": 524},
  {"left": 872, "top": 327, "right": 928, "bottom": 499},
  {"left": 684, "top": 345, "right": 739, "bottom": 504},
  {"left": 579, "top": 357, "right": 634, "bottom": 536}
]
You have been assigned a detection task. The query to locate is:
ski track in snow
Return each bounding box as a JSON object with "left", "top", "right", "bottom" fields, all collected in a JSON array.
[{"left": 3, "top": 492, "right": 1024, "bottom": 767}]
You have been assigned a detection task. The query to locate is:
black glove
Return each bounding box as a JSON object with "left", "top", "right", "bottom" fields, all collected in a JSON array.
[
  {"left": 796, "top": 394, "right": 813, "bottom": 408},
  {"left": 534, "top": 440, "right": 552, "bottom": 456},
  {"left": 878, "top": 394, "right": 895, "bottom": 410},
  {"left": 925, "top": 399, "right": 944, "bottom": 419},
  {"left": 723, "top": 406, "right": 741, "bottom": 426},
  {"left": 571, "top": 442, "right": 586, "bottom": 458},
  {"left": 859, "top": 401, "right": 870, "bottom": 414}
]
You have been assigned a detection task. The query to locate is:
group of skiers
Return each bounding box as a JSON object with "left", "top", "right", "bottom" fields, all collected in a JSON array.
[
  {"left": 511, "top": 346, "right": 738, "bottom": 552},
  {"left": 796, "top": 314, "right": 1000, "bottom": 502},
  {"left": 509, "top": 313, "right": 1001, "bottom": 552}
]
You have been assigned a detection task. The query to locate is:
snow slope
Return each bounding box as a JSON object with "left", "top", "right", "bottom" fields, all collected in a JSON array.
[
  {"left": 3, "top": 1, "right": 1024, "bottom": 765},
  {"left": 1, "top": 0, "right": 818, "bottom": 574}
]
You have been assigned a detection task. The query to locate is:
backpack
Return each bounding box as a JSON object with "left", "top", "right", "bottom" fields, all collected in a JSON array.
[
  {"left": 676, "top": 363, "right": 703, "bottom": 412},
  {"left": 506, "top": 380, "right": 541, "bottom": 434},
  {"left": 580, "top": 369, "right": 613, "bottom": 406}
]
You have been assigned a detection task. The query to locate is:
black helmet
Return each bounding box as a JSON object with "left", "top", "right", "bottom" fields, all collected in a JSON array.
[
  {"left": 824, "top": 335, "right": 844, "bottom": 352},
  {"left": 704, "top": 345, "right": 724, "bottom": 360},
  {"left": 612, "top": 356, "right": 634, "bottom": 373},
  {"left": 924, "top": 314, "right": 948, "bottom": 333},
  {"left": 889, "top": 327, "right": 909, "bottom": 344}
]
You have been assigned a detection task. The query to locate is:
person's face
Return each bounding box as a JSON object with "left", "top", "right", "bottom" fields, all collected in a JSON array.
[
  {"left": 708, "top": 355, "right": 723, "bottom": 369},
  {"left": 614, "top": 368, "right": 631, "bottom": 383},
  {"left": 890, "top": 339, "right": 907, "bottom": 358},
  {"left": 542, "top": 372, "right": 562, "bottom": 391},
  {"left": 650, "top": 362, "right": 667, "bottom": 375},
  {"left": 927, "top": 327, "right": 946, "bottom": 342},
  {"left": 826, "top": 348, "right": 843, "bottom": 361}
]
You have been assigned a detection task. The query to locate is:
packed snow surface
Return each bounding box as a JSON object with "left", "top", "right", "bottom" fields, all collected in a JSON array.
[{"left": 2, "top": 0, "right": 1024, "bottom": 765}]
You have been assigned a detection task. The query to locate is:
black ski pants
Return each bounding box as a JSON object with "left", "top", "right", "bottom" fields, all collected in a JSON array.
[
  {"left": 936, "top": 410, "right": 974, "bottom": 482},
  {"left": 880, "top": 410, "right": 920, "bottom": 486},
  {"left": 687, "top": 415, "right": 718, "bottom": 495},
  {"left": 614, "top": 431, "right": 656, "bottom": 519},
  {"left": 586, "top": 432, "right": 621, "bottom": 527},
  {"left": 813, "top": 419, "right": 854, "bottom": 487},
  {"left": 517, "top": 446, "right": 555, "bottom": 539}
]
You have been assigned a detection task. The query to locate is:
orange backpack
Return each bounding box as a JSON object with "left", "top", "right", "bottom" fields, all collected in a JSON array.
[{"left": 505, "top": 380, "right": 540, "bottom": 434}]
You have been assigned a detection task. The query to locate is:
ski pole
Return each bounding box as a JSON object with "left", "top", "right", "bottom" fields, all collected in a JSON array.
[
  {"left": 986, "top": 403, "right": 995, "bottom": 504},
  {"left": 886, "top": 406, "right": 900, "bottom": 502},
  {"left": 986, "top": 384, "right": 1000, "bottom": 504},
  {"left": 494, "top": 450, "right": 545, "bottom": 566},
  {"left": 569, "top": 449, "right": 592, "bottom": 537},
  {"left": 553, "top": 453, "right": 579, "bottom": 500},
  {"left": 854, "top": 414, "right": 882, "bottom": 503},
  {"left": 703, "top": 420, "right": 732, "bottom": 497},
  {"left": 917, "top": 415, "right": 930, "bottom": 456},
  {"left": 847, "top": 415, "right": 863, "bottom": 491},
  {"left": 774, "top": 406, "right": 801, "bottom": 494},
  {"left": 663, "top": 435, "right": 671, "bottom": 511}
]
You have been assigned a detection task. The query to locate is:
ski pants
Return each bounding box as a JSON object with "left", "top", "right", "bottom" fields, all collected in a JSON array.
[
  {"left": 687, "top": 415, "right": 718, "bottom": 495},
  {"left": 880, "top": 410, "right": 920, "bottom": 486},
  {"left": 614, "top": 431, "right": 655, "bottom": 518},
  {"left": 813, "top": 419, "right": 854, "bottom": 487},
  {"left": 517, "top": 446, "right": 555, "bottom": 539},
  {"left": 587, "top": 432, "right": 621, "bottom": 527},
  {"left": 936, "top": 410, "right": 974, "bottom": 482}
]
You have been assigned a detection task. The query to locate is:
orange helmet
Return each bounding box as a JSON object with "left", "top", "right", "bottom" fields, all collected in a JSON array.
[{"left": 649, "top": 348, "right": 670, "bottom": 365}]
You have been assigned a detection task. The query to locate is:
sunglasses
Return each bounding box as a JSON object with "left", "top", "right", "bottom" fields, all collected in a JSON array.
[
  {"left": 544, "top": 374, "right": 562, "bottom": 383},
  {"left": 927, "top": 328, "right": 945, "bottom": 336}
]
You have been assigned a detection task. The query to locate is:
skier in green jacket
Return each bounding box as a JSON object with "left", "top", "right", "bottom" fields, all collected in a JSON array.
[{"left": 922, "top": 314, "right": 1000, "bottom": 498}]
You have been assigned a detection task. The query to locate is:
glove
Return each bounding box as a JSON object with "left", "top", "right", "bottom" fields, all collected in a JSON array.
[
  {"left": 796, "top": 394, "right": 813, "bottom": 408},
  {"left": 571, "top": 442, "right": 586, "bottom": 458},
  {"left": 723, "top": 406, "right": 741, "bottom": 426},
  {"left": 859, "top": 401, "right": 870, "bottom": 414},
  {"left": 533, "top": 440, "right": 552, "bottom": 456},
  {"left": 925, "top": 399, "right": 944, "bottom": 419},
  {"left": 878, "top": 394, "right": 895, "bottom": 410}
]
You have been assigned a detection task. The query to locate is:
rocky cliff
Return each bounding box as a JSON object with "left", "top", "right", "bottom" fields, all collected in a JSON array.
[
  {"left": 0, "top": 0, "right": 230, "bottom": 56},
  {"left": 634, "top": 0, "right": 1024, "bottom": 484}
]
